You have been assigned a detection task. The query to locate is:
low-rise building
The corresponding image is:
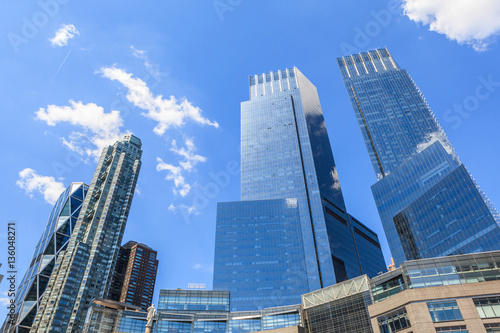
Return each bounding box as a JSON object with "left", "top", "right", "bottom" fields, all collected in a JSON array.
[
  {"left": 83, "top": 289, "right": 301, "bottom": 333},
  {"left": 369, "top": 251, "right": 500, "bottom": 333},
  {"left": 84, "top": 251, "right": 500, "bottom": 333}
]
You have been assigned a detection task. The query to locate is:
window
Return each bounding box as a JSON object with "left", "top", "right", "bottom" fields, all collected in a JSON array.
[
  {"left": 485, "top": 323, "right": 500, "bottom": 333},
  {"left": 377, "top": 307, "right": 411, "bottom": 333},
  {"left": 332, "top": 255, "right": 348, "bottom": 283},
  {"left": 427, "top": 300, "right": 463, "bottom": 322},
  {"left": 436, "top": 326, "right": 468, "bottom": 332},
  {"left": 474, "top": 297, "right": 500, "bottom": 318}
]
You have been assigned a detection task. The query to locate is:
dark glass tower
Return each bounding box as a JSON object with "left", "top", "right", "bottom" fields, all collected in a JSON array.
[
  {"left": 213, "top": 68, "right": 385, "bottom": 311},
  {"left": 2, "top": 183, "right": 88, "bottom": 333},
  {"left": 338, "top": 48, "right": 500, "bottom": 266},
  {"left": 29, "top": 134, "right": 142, "bottom": 332}
]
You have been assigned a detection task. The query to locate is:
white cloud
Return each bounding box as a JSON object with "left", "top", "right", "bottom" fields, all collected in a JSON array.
[
  {"left": 168, "top": 203, "right": 199, "bottom": 215},
  {"left": 171, "top": 138, "right": 207, "bottom": 171},
  {"left": 402, "top": 0, "right": 500, "bottom": 51},
  {"left": 135, "top": 184, "right": 142, "bottom": 196},
  {"left": 131, "top": 45, "right": 161, "bottom": 78},
  {"left": 98, "top": 66, "right": 219, "bottom": 135},
  {"left": 156, "top": 138, "right": 207, "bottom": 197},
  {"left": 190, "top": 263, "right": 213, "bottom": 273},
  {"left": 157, "top": 159, "right": 191, "bottom": 197},
  {"left": 49, "top": 24, "right": 79, "bottom": 47},
  {"left": 35, "top": 100, "right": 125, "bottom": 160},
  {"left": 16, "top": 168, "right": 66, "bottom": 205},
  {"left": 0, "top": 298, "right": 11, "bottom": 306}
]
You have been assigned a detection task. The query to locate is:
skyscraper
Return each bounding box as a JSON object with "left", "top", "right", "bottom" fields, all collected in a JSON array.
[
  {"left": 109, "top": 241, "right": 159, "bottom": 311},
  {"left": 338, "top": 48, "right": 500, "bottom": 265},
  {"left": 213, "top": 68, "right": 386, "bottom": 311},
  {"left": 2, "top": 183, "right": 88, "bottom": 333},
  {"left": 29, "top": 134, "right": 142, "bottom": 332}
]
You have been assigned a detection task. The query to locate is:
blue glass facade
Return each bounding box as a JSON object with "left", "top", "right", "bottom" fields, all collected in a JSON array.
[
  {"left": 213, "top": 199, "right": 309, "bottom": 311},
  {"left": 339, "top": 48, "right": 500, "bottom": 266},
  {"left": 2, "top": 183, "right": 88, "bottom": 333},
  {"left": 83, "top": 291, "right": 301, "bottom": 333},
  {"left": 349, "top": 215, "right": 386, "bottom": 277},
  {"left": 214, "top": 67, "right": 385, "bottom": 311},
  {"left": 158, "top": 289, "right": 230, "bottom": 313},
  {"left": 393, "top": 165, "right": 500, "bottom": 261}
]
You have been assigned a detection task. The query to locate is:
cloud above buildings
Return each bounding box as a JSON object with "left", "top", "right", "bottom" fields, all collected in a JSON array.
[
  {"left": 98, "top": 66, "right": 219, "bottom": 135},
  {"left": 402, "top": 0, "right": 500, "bottom": 51},
  {"left": 16, "top": 168, "right": 66, "bottom": 204},
  {"left": 157, "top": 138, "right": 207, "bottom": 197},
  {"left": 49, "top": 24, "right": 79, "bottom": 47},
  {"left": 35, "top": 100, "right": 125, "bottom": 160},
  {"left": 131, "top": 45, "right": 161, "bottom": 78},
  {"left": 168, "top": 203, "right": 199, "bottom": 216}
]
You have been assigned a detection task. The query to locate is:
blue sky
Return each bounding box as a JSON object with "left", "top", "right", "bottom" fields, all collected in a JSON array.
[{"left": 1, "top": 0, "right": 500, "bottom": 317}]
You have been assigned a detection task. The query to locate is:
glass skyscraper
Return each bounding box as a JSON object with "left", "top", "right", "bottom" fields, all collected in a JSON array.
[
  {"left": 338, "top": 48, "right": 500, "bottom": 266},
  {"left": 213, "top": 68, "right": 386, "bottom": 311},
  {"left": 2, "top": 183, "right": 88, "bottom": 333},
  {"left": 29, "top": 134, "right": 142, "bottom": 332}
]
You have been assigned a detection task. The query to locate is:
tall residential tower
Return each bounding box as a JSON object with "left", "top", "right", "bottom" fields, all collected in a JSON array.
[
  {"left": 29, "top": 134, "right": 142, "bottom": 332},
  {"left": 109, "top": 241, "right": 159, "bottom": 311},
  {"left": 213, "top": 68, "right": 386, "bottom": 311},
  {"left": 338, "top": 48, "right": 500, "bottom": 265}
]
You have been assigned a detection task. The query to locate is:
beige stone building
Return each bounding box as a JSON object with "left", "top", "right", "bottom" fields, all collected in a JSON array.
[
  {"left": 368, "top": 251, "right": 500, "bottom": 333},
  {"left": 300, "top": 251, "right": 500, "bottom": 333}
]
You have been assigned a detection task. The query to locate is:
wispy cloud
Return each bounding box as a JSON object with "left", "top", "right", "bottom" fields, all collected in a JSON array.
[
  {"left": 171, "top": 138, "right": 207, "bottom": 171},
  {"left": 98, "top": 66, "right": 219, "bottom": 135},
  {"left": 35, "top": 100, "right": 125, "bottom": 160},
  {"left": 49, "top": 24, "right": 79, "bottom": 47},
  {"left": 131, "top": 45, "right": 161, "bottom": 78},
  {"left": 16, "top": 168, "right": 65, "bottom": 204},
  {"left": 157, "top": 138, "right": 206, "bottom": 197},
  {"left": 190, "top": 263, "right": 213, "bottom": 273},
  {"left": 168, "top": 203, "right": 199, "bottom": 215},
  {"left": 403, "top": 0, "right": 500, "bottom": 51},
  {"left": 157, "top": 160, "right": 191, "bottom": 196}
]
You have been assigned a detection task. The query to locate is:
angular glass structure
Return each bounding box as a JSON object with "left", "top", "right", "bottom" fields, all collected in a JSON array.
[
  {"left": 302, "top": 275, "right": 374, "bottom": 333},
  {"left": 213, "top": 68, "right": 385, "bottom": 311},
  {"left": 2, "top": 183, "right": 88, "bottom": 333},
  {"left": 338, "top": 48, "right": 500, "bottom": 266},
  {"left": 28, "top": 134, "right": 142, "bottom": 333}
]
